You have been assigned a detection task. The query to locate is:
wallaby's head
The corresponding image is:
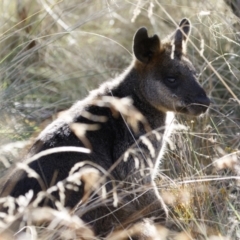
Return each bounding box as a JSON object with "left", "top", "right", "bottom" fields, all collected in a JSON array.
[{"left": 133, "top": 19, "right": 210, "bottom": 116}]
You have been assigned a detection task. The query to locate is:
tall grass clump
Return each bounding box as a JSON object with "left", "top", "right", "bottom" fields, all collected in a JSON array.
[{"left": 0, "top": 0, "right": 240, "bottom": 239}]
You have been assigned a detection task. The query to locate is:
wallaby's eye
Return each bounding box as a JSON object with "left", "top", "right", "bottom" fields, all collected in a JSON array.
[
  {"left": 164, "top": 77, "right": 179, "bottom": 88},
  {"left": 167, "top": 78, "right": 176, "bottom": 83}
]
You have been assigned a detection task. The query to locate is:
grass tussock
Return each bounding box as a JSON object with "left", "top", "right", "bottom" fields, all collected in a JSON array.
[{"left": 0, "top": 0, "right": 240, "bottom": 239}]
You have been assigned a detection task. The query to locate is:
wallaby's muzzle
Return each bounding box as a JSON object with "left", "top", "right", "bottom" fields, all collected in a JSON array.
[
  {"left": 186, "top": 93, "right": 210, "bottom": 116},
  {"left": 194, "top": 95, "right": 210, "bottom": 113}
]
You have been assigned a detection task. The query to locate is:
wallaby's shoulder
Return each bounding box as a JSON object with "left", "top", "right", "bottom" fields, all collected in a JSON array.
[{"left": 33, "top": 72, "right": 127, "bottom": 149}]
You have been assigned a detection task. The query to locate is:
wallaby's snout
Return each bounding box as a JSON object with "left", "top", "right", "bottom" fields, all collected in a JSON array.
[
  {"left": 172, "top": 76, "right": 210, "bottom": 116},
  {"left": 191, "top": 91, "right": 210, "bottom": 115},
  {"left": 177, "top": 75, "right": 210, "bottom": 116}
]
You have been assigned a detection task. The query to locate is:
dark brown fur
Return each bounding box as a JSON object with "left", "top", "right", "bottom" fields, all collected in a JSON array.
[{"left": 1, "top": 19, "right": 210, "bottom": 237}]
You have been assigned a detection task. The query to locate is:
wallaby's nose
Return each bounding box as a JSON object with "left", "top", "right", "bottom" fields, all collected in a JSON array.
[{"left": 195, "top": 94, "right": 210, "bottom": 113}]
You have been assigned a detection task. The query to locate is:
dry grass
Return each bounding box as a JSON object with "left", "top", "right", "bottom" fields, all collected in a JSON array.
[{"left": 0, "top": 0, "right": 240, "bottom": 239}]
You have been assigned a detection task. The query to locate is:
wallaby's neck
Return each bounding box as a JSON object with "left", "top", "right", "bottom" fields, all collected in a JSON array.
[{"left": 109, "top": 65, "right": 167, "bottom": 130}]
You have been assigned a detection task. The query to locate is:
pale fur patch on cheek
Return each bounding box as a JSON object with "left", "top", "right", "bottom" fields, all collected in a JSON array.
[
  {"left": 174, "top": 98, "right": 185, "bottom": 108},
  {"left": 159, "top": 87, "right": 183, "bottom": 111}
]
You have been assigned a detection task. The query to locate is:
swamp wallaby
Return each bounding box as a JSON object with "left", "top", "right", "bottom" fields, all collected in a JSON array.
[{"left": 1, "top": 19, "right": 210, "bottom": 236}]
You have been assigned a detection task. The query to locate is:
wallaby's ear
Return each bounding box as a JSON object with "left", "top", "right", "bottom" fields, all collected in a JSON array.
[
  {"left": 133, "top": 27, "right": 160, "bottom": 63},
  {"left": 174, "top": 18, "right": 191, "bottom": 55}
]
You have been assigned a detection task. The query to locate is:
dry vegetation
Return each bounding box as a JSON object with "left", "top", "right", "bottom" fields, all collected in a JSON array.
[{"left": 0, "top": 0, "right": 240, "bottom": 239}]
